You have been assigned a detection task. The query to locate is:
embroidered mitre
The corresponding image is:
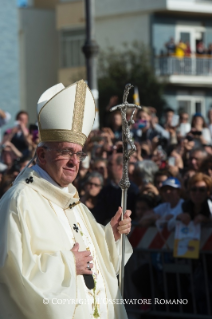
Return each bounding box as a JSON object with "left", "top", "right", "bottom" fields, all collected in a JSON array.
[{"left": 37, "top": 80, "right": 96, "bottom": 146}]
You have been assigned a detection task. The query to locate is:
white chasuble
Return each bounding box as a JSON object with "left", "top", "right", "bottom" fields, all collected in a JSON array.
[
  {"left": 33, "top": 164, "right": 108, "bottom": 318},
  {"left": 51, "top": 203, "right": 108, "bottom": 319},
  {"left": 0, "top": 167, "right": 132, "bottom": 319}
]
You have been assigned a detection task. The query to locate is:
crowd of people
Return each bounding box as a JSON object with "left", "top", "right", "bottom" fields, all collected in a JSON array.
[
  {"left": 1, "top": 104, "right": 212, "bottom": 226},
  {"left": 164, "top": 37, "right": 212, "bottom": 57},
  {"left": 72, "top": 104, "right": 212, "bottom": 232},
  {"left": 0, "top": 110, "right": 39, "bottom": 197},
  {"left": 1, "top": 100, "right": 212, "bottom": 316}
]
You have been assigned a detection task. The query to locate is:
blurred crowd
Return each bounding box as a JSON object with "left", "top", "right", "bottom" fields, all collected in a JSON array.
[
  {"left": 0, "top": 110, "right": 39, "bottom": 198},
  {"left": 164, "top": 37, "right": 212, "bottom": 57},
  {"left": 1, "top": 103, "right": 212, "bottom": 229},
  {"left": 1, "top": 100, "right": 212, "bottom": 316}
]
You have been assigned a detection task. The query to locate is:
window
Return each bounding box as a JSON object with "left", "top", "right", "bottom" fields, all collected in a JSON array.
[
  {"left": 61, "top": 29, "right": 85, "bottom": 68},
  {"left": 175, "top": 25, "right": 205, "bottom": 53},
  {"left": 177, "top": 95, "right": 205, "bottom": 119}
]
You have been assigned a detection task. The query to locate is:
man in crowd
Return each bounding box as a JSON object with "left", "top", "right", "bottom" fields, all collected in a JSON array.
[
  {"left": 0, "top": 80, "right": 132, "bottom": 319},
  {"left": 163, "top": 108, "right": 175, "bottom": 129},
  {"left": 188, "top": 147, "right": 208, "bottom": 171},
  {"left": 93, "top": 152, "right": 139, "bottom": 225},
  {"left": 140, "top": 177, "right": 184, "bottom": 231},
  {"left": 164, "top": 37, "right": 176, "bottom": 55}
]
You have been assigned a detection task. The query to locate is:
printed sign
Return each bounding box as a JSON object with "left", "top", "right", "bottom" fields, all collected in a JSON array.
[{"left": 173, "top": 221, "right": 201, "bottom": 259}]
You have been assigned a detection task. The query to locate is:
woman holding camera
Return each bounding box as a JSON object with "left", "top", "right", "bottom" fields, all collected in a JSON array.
[
  {"left": 189, "top": 113, "right": 211, "bottom": 146},
  {"left": 177, "top": 173, "right": 212, "bottom": 225},
  {"left": 3, "top": 111, "right": 29, "bottom": 156},
  {"left": 132, "top": 107, "right": 170, "bottom": 143}
]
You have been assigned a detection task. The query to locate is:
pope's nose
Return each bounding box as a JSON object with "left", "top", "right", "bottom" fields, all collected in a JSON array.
[{"left": 68, "top": 154, "right": 79, "bottom": 165}]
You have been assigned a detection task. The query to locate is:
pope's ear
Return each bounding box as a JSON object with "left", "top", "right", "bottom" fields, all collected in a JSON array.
[{"left": 36, "top": 147, "right": 46, "bottom": 164}]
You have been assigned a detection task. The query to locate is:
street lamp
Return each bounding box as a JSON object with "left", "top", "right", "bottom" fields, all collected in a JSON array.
[{"left": 82, "top": 0, "right": 99, "bottom": 129}]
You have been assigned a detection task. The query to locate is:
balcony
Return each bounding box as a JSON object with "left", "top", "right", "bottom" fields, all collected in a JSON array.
[{"left": 155, "top": 56, "right": 212, "bottom": 87}]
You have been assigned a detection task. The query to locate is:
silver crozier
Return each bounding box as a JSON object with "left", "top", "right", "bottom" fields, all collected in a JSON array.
[{"left": 110, "top": 84, "right": 141, "bottom": 296}]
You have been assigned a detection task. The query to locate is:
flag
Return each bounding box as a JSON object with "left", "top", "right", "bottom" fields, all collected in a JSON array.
[
  {"left": 133, "top": 86, "right": 140, "bottom": 105},
  {"left": 92, "top": 110, "right": 100, "bottom": 130}
]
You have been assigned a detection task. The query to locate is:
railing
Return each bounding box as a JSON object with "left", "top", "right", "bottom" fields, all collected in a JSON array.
[
  {"left": 124, "top": 225, "right": 212, "bottom": 318},
  {"left": 155, "top": 56, "right": 212, "bottom": 76}
]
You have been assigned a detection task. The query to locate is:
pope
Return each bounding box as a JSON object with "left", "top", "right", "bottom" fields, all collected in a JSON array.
[{"left": 0, "top": 80, "right": 132, "bottom": 319}]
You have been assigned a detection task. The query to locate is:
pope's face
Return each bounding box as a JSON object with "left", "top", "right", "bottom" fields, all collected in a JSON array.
[{"left": 38, "top": 142, "right": 82, "bottom": 187}]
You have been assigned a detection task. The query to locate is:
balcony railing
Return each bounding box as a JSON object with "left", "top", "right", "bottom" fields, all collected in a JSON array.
[{"left": 155, "top": 56, "right": 212, "bottom": 76}]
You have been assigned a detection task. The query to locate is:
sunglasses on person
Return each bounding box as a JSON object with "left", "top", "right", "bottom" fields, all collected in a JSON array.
[
  {"left": 190, "top": 187, "right": 207, "bottom": 193},
  {"left": 87, "top": 182, "right": 102, "bottom": 188}
]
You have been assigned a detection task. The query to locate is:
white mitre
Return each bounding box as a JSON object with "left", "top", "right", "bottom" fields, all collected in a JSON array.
[{"left": 37, "top": 79, "right": 96, "bottom": 147}]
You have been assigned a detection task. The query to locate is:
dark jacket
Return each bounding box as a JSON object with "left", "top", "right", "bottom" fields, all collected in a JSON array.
[
  {"left": 182, "top": 199, "right": 212, "bottom": 220},
  {"left": 92, "top": 180, "right": 139, "bottom": 225}
]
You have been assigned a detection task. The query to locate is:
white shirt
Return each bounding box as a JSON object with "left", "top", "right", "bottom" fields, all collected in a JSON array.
[
  {"left": 154, "top": 198, "right": 184, "bottom": 231},
  {"left": 202, "top": 127, "right": 211, "bottom": 144}
]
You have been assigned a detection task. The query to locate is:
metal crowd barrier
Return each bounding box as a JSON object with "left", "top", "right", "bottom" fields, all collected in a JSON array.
[{"left": 125, "top": 225, "right": 212, "bottom": 318}]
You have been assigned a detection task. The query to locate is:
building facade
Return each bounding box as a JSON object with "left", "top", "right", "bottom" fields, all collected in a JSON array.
[
  {"left": 152, "top": 0, "right": 212, "bottom": 119},
  {"left": 3, "top": 0, "right": 212, "bottom": 127},
  {"left": 0, "top": 0, "right": 58, "bottom": 135},
  {"left": 56, "top": 0, "right": 212, "bottom": 120},
  {"left": 18, "top": 7, "right": 58, "bottom": 122},
  {"left": 0, "top": 0, "right": 20, "bottom": 132}
]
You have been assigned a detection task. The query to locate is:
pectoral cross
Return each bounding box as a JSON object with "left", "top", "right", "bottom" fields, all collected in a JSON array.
[{"left": 73, "top": 224, "right": 79, "bottom": 233}]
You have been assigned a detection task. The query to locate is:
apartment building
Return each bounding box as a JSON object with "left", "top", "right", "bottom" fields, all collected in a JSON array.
[
  {"left": 56, "top": 0, "right": 212, "bottom": 119},
  {"left": 7, "top": 0, "right": 212, "bottom": 123},
  {"left": 153, "top": 0, "right": 212, "bottom": 118}
]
